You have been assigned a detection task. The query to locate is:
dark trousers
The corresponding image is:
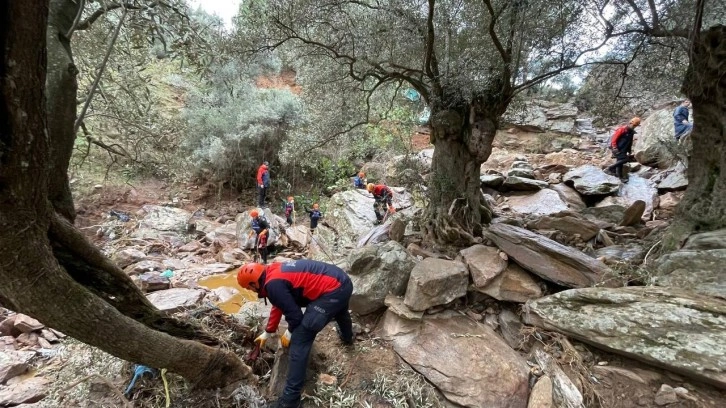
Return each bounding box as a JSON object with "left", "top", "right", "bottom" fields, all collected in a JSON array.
[
  {"left": 373, "top": 200, "right": 390, "bottom": 221},
  {"left": 607, "top": 152, "right": 629, "bottom": 178},
  {"left": 257, "top": 186, "right": 267, "bottom": 207},
  {"left": 279, "top": 280, "right": 353, "bottom": 406},
  {"left": 255, "top": 236, "right": 268, "bottom": 264}
]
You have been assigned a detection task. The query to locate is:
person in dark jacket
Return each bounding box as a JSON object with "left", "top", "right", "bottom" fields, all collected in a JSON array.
[
  {"left": 366, "top": 183, "right": 395, "bottom": 223},
  {"left": 284, "top": 196, "right": 295, "bottom": 225},
  {"left": 673, "top": 99, "right": 693, "bottom": 141},
  {"left": 256, "top": 161, "right": 271, "bottom": 207},
  {"left": 605, "top": 117, "right": 641, "bottom": 182},
  {"left": 305, "top": 203, "right": 323, "bottom": 234},
  {"left": 247, "top": 210, "right": 270, "bottom": 263},
  {"left": 237, "top": 260, "right": 354, "bottom": 408}
]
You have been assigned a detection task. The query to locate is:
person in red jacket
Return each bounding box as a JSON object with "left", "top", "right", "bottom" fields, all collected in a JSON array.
[
  {"left": 237, "top": 260, "right": 354, "bottom": 408},
  {"left": 605, "top": 117, "right": 641, "bottom": 182},
  {"left": 256, "top": 161, "right": 271, "bottom": 207},
  {"left": 366, "top": 183, "right": 395, "bottom": 224}
]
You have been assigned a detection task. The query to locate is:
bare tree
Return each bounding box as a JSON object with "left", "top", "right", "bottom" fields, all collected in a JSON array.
[{"left": 1, "top": 0, "right": 252, "bottom": 387}]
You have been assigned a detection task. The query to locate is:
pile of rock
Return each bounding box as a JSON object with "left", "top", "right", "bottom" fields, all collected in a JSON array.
[{"left": 0, "top": 313, "right": 64, "bottom": 352}]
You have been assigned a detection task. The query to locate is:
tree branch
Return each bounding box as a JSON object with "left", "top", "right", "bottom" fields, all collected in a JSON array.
[
  {"left": 424, "top": 0, "right": 437, "bottom": 79},
  {"left": 482, "top": 0, "right": 510, "bottom": 63},
  {"left": 66, "top": 0, "right": 86, "bottom": 38}
]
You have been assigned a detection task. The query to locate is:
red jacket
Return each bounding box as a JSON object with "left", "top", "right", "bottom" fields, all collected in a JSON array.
[
  {"left": 260, "top": 260, "right": 350, "bottom": 333},
  {"left": 256, "top": 164, "right": 269, "bottom": 186},
  {"left": 372, "top": 185, "right": 392, "bottom": 199}
]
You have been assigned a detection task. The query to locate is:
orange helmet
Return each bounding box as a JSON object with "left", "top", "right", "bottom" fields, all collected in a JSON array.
[
  {"left": 237, "top": 263, "right": 265, "bottom": 292},
  {"left": 366, "top": 183, "right": 375, "bottom": 192},
  {"left": 359, "top": 172, "right": 365, "bottom": 178},
  {"left": 250, "top": 210, "right": 259, "bottom": 218},
  {"left": 629, "top": 117, "right": 641, "bottom": 126}
]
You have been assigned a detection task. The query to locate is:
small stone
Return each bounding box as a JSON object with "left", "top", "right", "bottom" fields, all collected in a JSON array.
[
  {"left": 673, "top": 387, "right": 688, "bottom": 396},
  {"left": 13, "top": 314, "right": 44, "bottom": 334},
  {"left": 15, "top": 333, "right": 39, "bottom": 348},
  {"left": 40, "top": 329, "right": 58, "bottom": 343},
  {"left": 597, "top": 361, "right": 608, "bottom": 366},
  {"left": 37, "top": 337, "right": 53, "bottom": 349},
  {"left": 318, "top": 373, "right": 337, "bottom": 386},
  {"left": 93, "top": 184, "right": 103, "bottom": 190},
  {"left": 654, "top": 384, "right": 678, "bottom": 406},
  {"left": 0, "top": 316, "right": 21, "bottom": 337}
]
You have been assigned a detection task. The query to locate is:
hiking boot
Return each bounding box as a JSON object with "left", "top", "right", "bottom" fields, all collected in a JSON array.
[
  {"left": 603, "top": 168, "right": 616, "bottom": 176},
  {"left": 620, "top": 176, "right": 630, "bottom": 183},
  {"left": 266, "top": 400, "right": 301, "bottom": 408}
]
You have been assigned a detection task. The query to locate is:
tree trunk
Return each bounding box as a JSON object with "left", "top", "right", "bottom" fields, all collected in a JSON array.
[
  {"left": 0, "top": 0, "right": 251, "bottom": 388},
  {"left": 671, "top": 25, "right": 726, "bottom": 243},
  {"left": 426, "top": 104, "right": 496, "bottom": 244},
  {"left": 46, "top": 0, "right": 80, "bottom": 222}
]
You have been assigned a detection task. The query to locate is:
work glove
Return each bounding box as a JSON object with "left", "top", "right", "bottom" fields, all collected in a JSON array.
[
  {"left": 388, "top": 205, "right": 396, "bottom": 214},
  {"left": 280, "top": 329, "right": 292, "bottom": 348},
  {"left": 259, "top": 184, "right": 264, "bottom": 188},
  {"left": 254, "top": 331, "right": 272, "bottom": 349}
]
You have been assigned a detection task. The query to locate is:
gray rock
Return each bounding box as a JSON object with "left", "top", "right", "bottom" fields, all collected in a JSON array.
[
  {"left": 654, "top": 384, "right": 678, "bottom": 406},
  {"left": 139, "top": 272, "right": 171, "bottom": 292},
  {"left": 633, "top": 109, "right": 678, "bottom": 169},
  {"left": 581, "top": 205, "right": 627, "bottom": 225},
  {"left": 594, "top": 245, "right": 645, "bottom": 265},
  {"left": 503, "top": 99, "right": 578, "bottom": 134},
  {"left": 125, "top": 260, "right": 165, "bottom": 275},
  {"left": 389, "top": 219, "right": 406, "bottom": 242},
  {"left": 620, "top": 200, "right": 646, "bottom": 226},
  {"left": 528, "top": 375, "right": 554, "bottom": 408},
  {"left": 384, "top": 295, "right": 424, "bottom": 321},
  {"left": 13, "top": 314, "right": 43, "bottom": 334},
  {"left": 653, "top": 248, "right": 726, "bottom": 299},
  {"left": 459, "top": 245, "right": 507, "bottom": 288},
  {"left": 551, "top": 184, "right": 586, "bottom": 211},
  {"left": 205, "top": 222, "right": 238, "bottom": 246},
  {"left": 404, "top": 258, "right": 468, "bottom": 311},
  {"left": 596, "top": 175, "right": 659, "bottom": 219},
  {"left": 563, "top": 165, "right": 621, "bottom": 195},
  {"left": 506, "top": 189, "right": 569, "bottom": 216},
  {"left": 146, "top": 288, "right": 206, "bottom": 313},
  {"left": 480, "top": 174, "right": 505, "bottom": 188},
  {"left": 284, "top": 225, "right": 310, "bottom": 248},
  {"left": 0, "top": 376, "right": 50, "bottom": 405},
  {"left": 656, "top": 162, "right": 688, "bottom": 192},
  {"left": 360, "top": 162, "right": 387, "bottom": 181},
  {"left": 529, "top": 215, "right": 600, "bottom": 241},
  {"left": 473, "top": 263, "right": 542, "bottom": 303},
  {"left": 194, "top": 219, "right": 221, "bottom": 234},
  {"left": 0, "top": 351, "right": 33, "bottom": 384},
  {"left": 406, "top": 243, "right": 443, "bottom": 259},
  {"left": 347, "top": 241, "right": 416, "bottom": 314},
  {"left": 138, "top": 205, "right": 191, "bottom": 233},
  {"left": 498, "top": 310, "right": 529, "bottom": 351},
  {"left": 502, "top": 176, "right": 548, "bottom": 191},
  {"left": 507, "top": 168, "right": 535, "bottom": 179},
  {"left": 684, "top": 228, "right": 726, "bottom": 250},
  {"left": 525, "top": 287, "right": 726, "bottom": 389},
  {"left": 484, "top": 223, "right": 613, "bottom": 288},
  {"left": 235, "top": 299, "right": 274, "bottom": 327},
  {"left": 388, "top": 314, "right": 530, "bottom": 407},
  {"left": 112, "top": 248, "right": 146, "bottom": 269},
  {"left": 656, "top": 192, "right": 681, "bottom": 218}
]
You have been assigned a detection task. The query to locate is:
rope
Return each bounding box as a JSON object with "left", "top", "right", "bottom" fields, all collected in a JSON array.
[
  {"left": 124, "top": 364, "right": 156, "bottom": 397},
  {"left": 161, "top": 368, "right": 171, "bottom": 408}
]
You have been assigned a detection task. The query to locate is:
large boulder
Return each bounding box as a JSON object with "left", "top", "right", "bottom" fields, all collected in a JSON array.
[
  {"left": 653, "top": 229, "right": 726, "bottom": 299},
  {"left": 404, "top": 258, "right": 468, "bottom": 311},
  {"left": 346, "top": 241, "right": 416, "bottom": 314},
  {"left": 284, "top": 225, "right": 311, "bottom": 248},
  {"left": 551, "top": 183, "right": 586, "bottom": 211},
  {"left": 633, "top": 108, "right": 678, "bottom": 169},
  {"left": 146, "top": 288, "right": 206, "bottom": 313},
  {"left": 459, "top": 245, "right": 507, "bottom": 288},
  {"left": 472, "top": 263, "right": 542, "bottom": 302},
  {"left": 525, "top": 287, "right": 726, "bottom": 389},
  {"left": 137, "top": 205, "right": 191, "bottom": 232},
  {"left": 563, "top": 165, "right": 620, "bottom": 195},
  {"left": 502, "top": 176, "right": 548, "bottom": 191},
  {"left": 484, "top": 223, "right": 614, "bottom": 288},
  {"left": 595, "top": 175, "right": 659, "bottom": 219},
  {"left": 385, "top": 313, "right": 530, "bottom": 407},
  {"left": 505, "top": 189, "right": 569, "bottom": 216},
  {"left": 655, "top": 162, "right": 688, "bottom": 192},
  {"left": 528, "top": 215, "right": 600, "bottom": 241},
  {"left": 204, "top": 222, "right": 238, "bottom": 247}
]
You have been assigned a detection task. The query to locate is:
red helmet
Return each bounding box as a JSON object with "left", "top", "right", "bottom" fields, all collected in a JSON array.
[
  {"left": 237, "top": 263, "right": 265, "bottom": 292},
  {"left": 250, "top": 210, "right": 259, "bottom": 218}
]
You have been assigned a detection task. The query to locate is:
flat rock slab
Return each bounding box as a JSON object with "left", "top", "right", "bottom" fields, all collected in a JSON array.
[
  {"left": 563, "top": 165, "right": 620, "bottom": 195},
  {"left": 525, "top": 287, "right": 726, "bottom": 389},
  {"left": 480, "top": 174, "right": 505, "bottom": 188},
  {"left": 529, "top": 215, "right": 600, "bottom": 241},
  {"left": 384, "top": 295, "right": 423, "bottom": 321},
  {"left": 390, "top": 315, "right": 529, "bottom": 407},
  {"left": 404, "top": 258, "right": 468, "bottom": 311},
  {"left": 13, "top": 314, "right": 43, "bottom": 334},
  {"left": 146, "top": 288, "right": 206, "bottom": 313},
  {"left": 505, "top": 189, "right": 569, "bottom": 216},
  {"left": 502, "top": 176, "right": 548, "bottom": 191},
  {"left": 653, "top": 249, "right": 726, "bottom": 299},
  {"left": 484, "top": 223, "right": 613, "bottom": 288},
  {"left": 473, "top": 263, "right": 542, "bottom": 303},
  {"left": 459, "top": 244, "right": 507, "bottom": 288},
  {"left": 0, "top": 376, "right": 50, "bottom": 405}
]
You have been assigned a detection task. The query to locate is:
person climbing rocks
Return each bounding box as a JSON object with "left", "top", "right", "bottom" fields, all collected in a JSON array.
[
  {"left": 366, "top": 183, "right": 395, "bottom": 224},
  {"left": 247, "top": 210, "right": 270, "bottom": 264},
  {"left": 353, "top": 171, "right": 367, "bottom": 189},
  {"left": 305, "top": 203, "right": 323, "bottom": 234},
  {"left": 673, "top": 99, "right": 693, "bottom": 142},
  {"left": 605, "top": 117, "right": 640, "bottom": 183},
  {"left": 257, "top": 161, "right": 271, "bottom": 207},
  {"left": 237, "top": 259, "right": 354, "bottom": 408},
  {"left": 284, "top": 196, "right": 295, "bottom": 226}
]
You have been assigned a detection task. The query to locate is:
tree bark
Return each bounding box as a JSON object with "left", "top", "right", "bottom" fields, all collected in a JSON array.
[
  {"left": 0, "top": 0, "right": 251, "bottom": 388},
  {"left": 46, "top": 0, "right": 81, "bottom": 222},
  {"left": 672, "top": 25, "right": 726, "bottom": 240},
  {"left": 426, "top": 103, "right": 496, "bottom": 244}
]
